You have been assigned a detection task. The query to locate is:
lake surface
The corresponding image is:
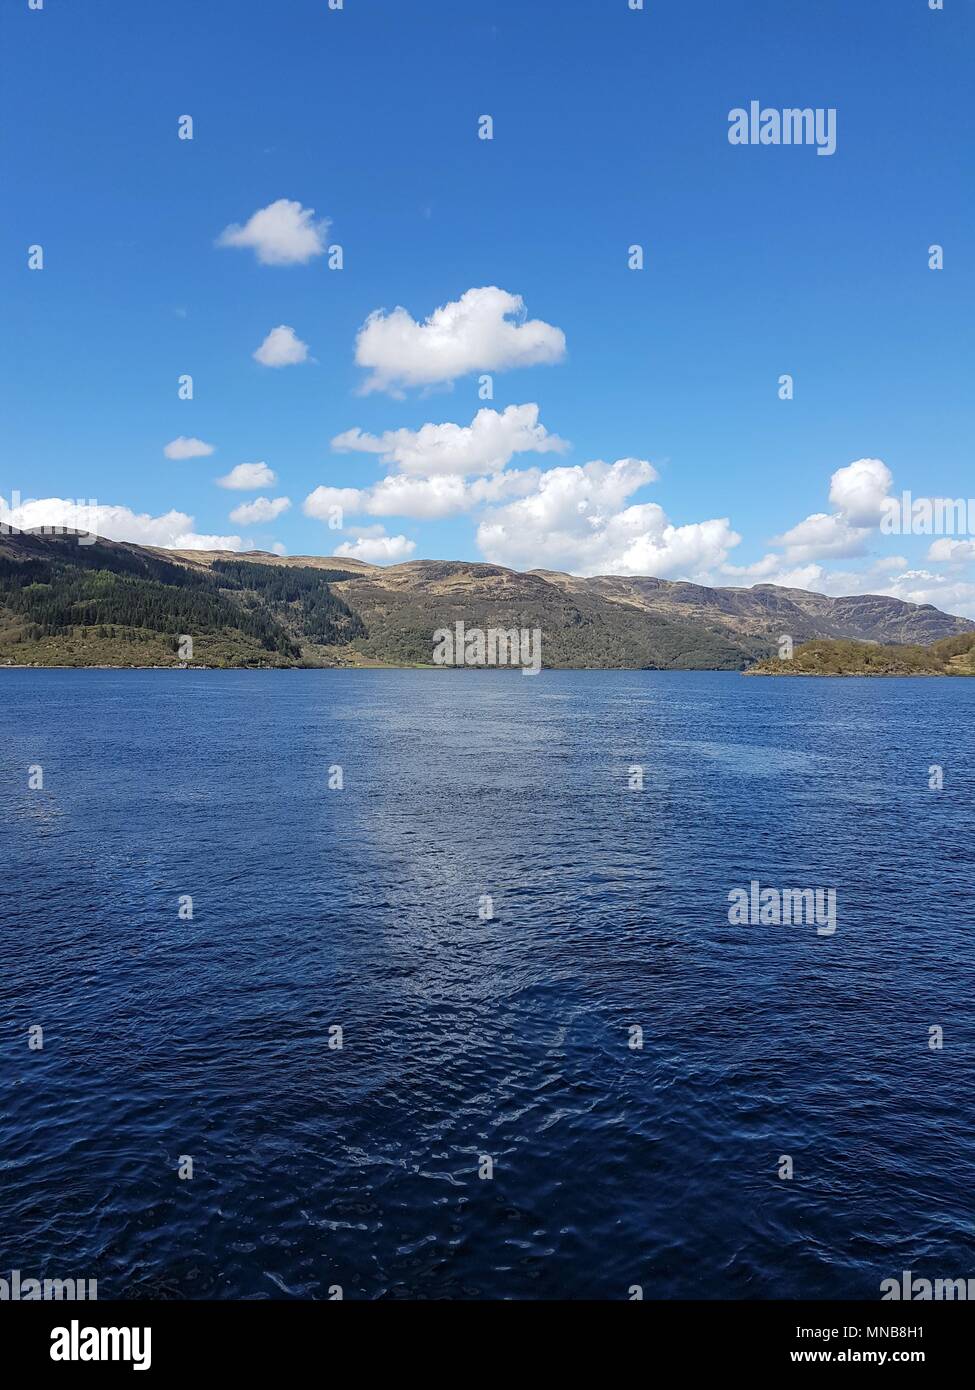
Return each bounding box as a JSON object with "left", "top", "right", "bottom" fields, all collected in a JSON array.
[{"left": 1, "top": 669, "right": 973, "bottom": 1299}]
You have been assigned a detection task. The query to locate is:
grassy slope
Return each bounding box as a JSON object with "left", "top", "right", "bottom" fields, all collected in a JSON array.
[{"left": 332, "top": 571, "right": 756, "bottom": 670}]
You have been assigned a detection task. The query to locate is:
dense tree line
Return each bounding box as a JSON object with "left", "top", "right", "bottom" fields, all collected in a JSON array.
[
  {"left": 0, "top": 554, "right": 299, "bottom": 655},
  {"left": 0, "top": 547, "right": 368, "bottom": 655},
  {"left": 211, "top": 560, "right": 367, "bottom": 644}
]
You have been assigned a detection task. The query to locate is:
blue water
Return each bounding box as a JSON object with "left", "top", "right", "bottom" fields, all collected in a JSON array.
[{"left": 1, "top": 669, "right": 973, "bottom": 1300}]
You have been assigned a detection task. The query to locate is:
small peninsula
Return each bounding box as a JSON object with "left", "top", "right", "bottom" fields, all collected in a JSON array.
[{"left": 745, "top": 634, "right": 975, "bottom": 677}]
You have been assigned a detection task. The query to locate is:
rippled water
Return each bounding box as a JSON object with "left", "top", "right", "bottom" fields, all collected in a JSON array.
[{"left": 1, "top": 669, "right": 973, "bottom": 1299}]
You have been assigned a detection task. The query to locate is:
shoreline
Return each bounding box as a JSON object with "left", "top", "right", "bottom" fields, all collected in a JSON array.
[
  {"left": 1, "top": 661, "right": 738, "bottom": 673},
  {"left": 3, "top": 663, "right": 969, "bottom": 677},
  {"left": 743, "top": 669, "right": 966, "bottom": 679}
]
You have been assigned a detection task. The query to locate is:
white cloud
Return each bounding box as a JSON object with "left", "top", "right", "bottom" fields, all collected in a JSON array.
[
  {"left": 303, "top": 486, "right": 367, "bottom": 521},
  {"left": 474, "top": 458, "right": 739, "bottom": 577},
  {"left": 828, "top": 457, "right": 893, "bottom": 525},
  {"left": 724, "top": 558, "right": 912, "bottom": 596},
  {"left": 722, "top": 558, "right": 854, "bottom": 593},
  {"left": 772, "top": 511, "right": 870, "bottom": 563},
  {"left": 228, "top": 496, "right": 292, "bottom": 525},
  {"left": 315, "top": 404, "right": 563, "bottom": 521},
  {"left": 216, "top": 199, "right": 329, "bottom": 266},
  {"left": 271, "top": 542, "right": 288, "bottom": 556},
  {"left": 253, "top": 324, "right": 310, "bottom": 367},
  {"left": 332, "top": 403, "right": 567, "bottom": 477},
  {"left": 354, "top": 286, "right": 566, "bottom": 394},
  {"left": 372, "top": 470, "right": 540, "bottom": 520},
  {"left": 725, "top": 458, "right": 895, "bottom": 579},
  {"left": 304, "top": 469, "right": 540, "bottom": 523},
  {"left": 342, "top": 524, "right": 388, "bottom": 540},
  {"left": 164, "top": 436, "right": 215, "bottom": 460},
  {"left": 0, "top": 495, "right": 244, "bottom": 551},
  {"left": 721, "top": 553, "right": 784, "bottom": 581},
  {"left": 719, "top": 554, "right": 975, "bottom": 617},
  {"left": 216, "top": 462, "right": 277, "bottom": 490},
  {"left": 170, "top": 533, "right": 246, "bottom": 551},
  {"left": 928, "top": 538, "right": 975, "bottom": 565},
  {"left": 333, "top": 533, "right": 416, "bottom": 564},
  {"left": 875, "top": 569, "right": 975, "bottom": 619}
]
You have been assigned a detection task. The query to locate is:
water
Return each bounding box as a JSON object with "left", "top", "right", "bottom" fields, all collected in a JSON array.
[{"left": 1, "top": 669, "right": 973, "bottom": 1300}]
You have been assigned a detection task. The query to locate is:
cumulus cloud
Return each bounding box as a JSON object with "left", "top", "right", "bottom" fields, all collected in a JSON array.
[
  {"left": 718, "top": 552, "right": 975, "bottom": 617},
  {"left": 306, "top": 451, "right": 737, "bottom": 568},
  {"left": 317, "top": 403, "right": 567, "bottom": 520},
  {"left": 722, "top": 557, "right": 863, "bottom": 593},
  {"left": 332, "top": 403, "right": 567, "bottom": 477},
  {"left": 721, "top": 553, "right": 785, "bottom": 582},
  {"left": 216, "top": 199, "right": 329, "bottom": 266},
  {"left": 725, "top": 457, "right": 975, "bottom": 608},
  {"left": 366, "top": 469, "right": 541, "bottom": 519},
  {"left": 304, "top": 469, "right": 539, "bottom": 523},
  {"left": 253, "top": 325, "right": 310, "bottom": 367},
  {"left": 228, "top": 496, "right": 292, "bottom": 525},
  {"left": 216, "top": 462, "right": 277, "bottom": 490},
  {"left": 828, "top": 457, "right": 894, "bottom": 525},
  {"left": 727, "top": 457, "right": 896, "bottom": 577},
  {"left": 771, "top": 511, "right": 870, "bottom": 563},
  {"left": 164, "top": 436, "right": 215, "bottom": 460},
  {"left": 333, "top": 533, "right": 416, "bottom": 564},
  {"left": 354, "top": 286, "right": 566, "bottom": 394},
  {"left": 0, "top": 495, "right": 244, "bottom": 551},
  {"left": 341, "top": 524, "right": 388, "bottom": 540},
  {"left": 874, "top": 569, "right": 975, "bottom": 619},
  {"left": 474, "top": 458, "right": 739, "bottom": 577},
  {"left": 927, "top": 538, "right": 975, "bottom": 565},
  {"left": 164, "top": 532, "right": 245, "bottom": 551},
  {"left": 303, "top": 486, "right": 367, "bottom": 522}
]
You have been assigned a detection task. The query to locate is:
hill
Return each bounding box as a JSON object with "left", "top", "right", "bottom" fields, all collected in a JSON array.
[{"left": 1, "top": 527, "right": 972, "bottom": 670}]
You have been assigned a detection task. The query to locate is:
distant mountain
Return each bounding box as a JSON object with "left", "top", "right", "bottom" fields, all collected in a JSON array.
[{"left": 1, "top": 527, "right": 971, "bottom": 670}]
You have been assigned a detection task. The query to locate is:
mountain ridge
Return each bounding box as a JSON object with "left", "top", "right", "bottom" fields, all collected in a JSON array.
[
  {"left": 146, "top": 545, "right": 975, "bottom": 643},
  {"left": 1, "top": 527, "right": 971, "bottom": 669}
]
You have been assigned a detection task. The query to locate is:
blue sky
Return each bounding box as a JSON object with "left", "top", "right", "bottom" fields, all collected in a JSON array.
[{"left": 3, "top": 0, "right": 974, "bottom": 611}]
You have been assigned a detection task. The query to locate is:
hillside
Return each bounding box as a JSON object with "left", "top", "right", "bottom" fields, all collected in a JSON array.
[
  {"left": 745, "top": 633, "right": 975, "bottom": 676},
  {"left": 1, "top": 527, "right": 971, "bottom": 670}
]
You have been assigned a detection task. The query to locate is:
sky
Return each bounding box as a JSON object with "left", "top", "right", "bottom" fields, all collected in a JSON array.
[{"left": 2, "top": 0, "right": 974, "bottom": 611}]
